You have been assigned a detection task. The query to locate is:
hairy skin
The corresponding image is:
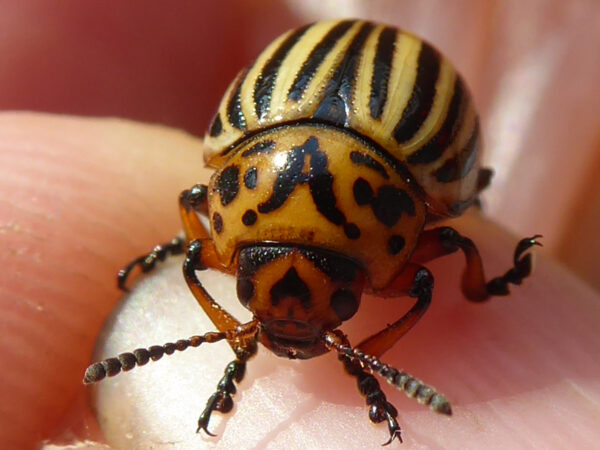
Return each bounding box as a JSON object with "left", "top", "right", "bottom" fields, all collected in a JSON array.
[{"left": 1, "top": 113, "right": 599, "bottom": 449}]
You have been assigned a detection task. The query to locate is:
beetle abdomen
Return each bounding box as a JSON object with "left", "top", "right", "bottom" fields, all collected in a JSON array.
[{"left": 204, "top": 20, "right": 481, "bottom": 216}]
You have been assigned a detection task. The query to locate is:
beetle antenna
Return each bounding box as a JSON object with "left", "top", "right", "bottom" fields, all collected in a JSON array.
[
  {"left": 83, "top": 330, "right": 229, "bottom": 384},
  {"left": 323, "top": 330, "right": 452, "bottom": 415}
]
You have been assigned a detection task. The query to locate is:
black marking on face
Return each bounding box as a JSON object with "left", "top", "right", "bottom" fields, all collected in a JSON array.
[
  {"left": 388, "top": 235, "right": 406, "bottom": 255},
  {"left": 209, "top": 114, "right": 223, "bottom": 137},
  {"left": 433, "top": 119, "right": 480, "bottom": 183},
  {"left": 350, "top": 151, "right": 389, "bottom": 179},
  {"left": 227, "top": 71, "right": 247, "bottom": 130},
  {"left": 214, "top": 165, "right": 240, "bottom": 206},
  {"left": 242, "top": 140, "right": 276, "bottom": 158},
  {"left": 407, "top": 77, "right": 466, "bottom": 165},
  {"left": 244, "top": 167, "right": 258, "bottom": 189},
  {"left": 330, "top": 289, "right": 359, "bottom": 321},
  {"left": 287, "top": 20, "right": 355, "bottom": 102},
  {"left": 393, "top": 42, "right": 441, "bottom": 144},
  {"left": 353, "top": 178, "right": 415, "bottom": 227},
  {"left": 257, "top": 136, "right": 358, "bottom": 238},
  {"left": 242, "top": 209, "right": 257, "bottom": 226},
  {"left": 236, "top": 278, "right": 254, "bottom": 306},
  {"left": 238, "top": 246, "right": 292, "bottom": 277},
  {"left": 298, "top": 248, "right": 358, "bottom": 283},
  {"left": 313, "top": 22, "right": 375, "bottom": 127},
  {"left": 270, "top": 268, "right": 311, "bottom": 310},
  {"left": 212, "top": 212, "right": 223, "bottom": 234},
  {"left": 370, "top": 26, "right": 397, "bottom": 119},
  {"left": 254, "top": 25, "right": 310, "bottom": 120}
]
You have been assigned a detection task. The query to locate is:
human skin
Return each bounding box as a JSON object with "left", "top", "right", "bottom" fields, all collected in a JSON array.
[{"left": 1, "top": 113, "right": 599, "bottom": 449}]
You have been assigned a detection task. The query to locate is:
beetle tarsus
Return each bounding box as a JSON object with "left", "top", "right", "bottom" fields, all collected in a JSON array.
[
  {"left": 117, "top": 236, "right": 185, "bottom": 290},
  {"left": 486, "top": 235, "right": 542, "bottom": 296},
  {"left": 197, "top": 359, "right": 248, "bottom": 437},
  {"left": 383, "top": 413, "right": 403, "bottom": 446}
]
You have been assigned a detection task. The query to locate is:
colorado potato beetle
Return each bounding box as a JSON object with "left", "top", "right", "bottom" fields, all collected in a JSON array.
[{"left": 84, "top": 19, "right": 541, "bottom": 444}]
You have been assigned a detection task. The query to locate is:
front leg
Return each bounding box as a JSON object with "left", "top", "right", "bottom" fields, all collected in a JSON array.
[
  {"left": 116, "top": 183, "right": 215, "bottom": 289},
  {"left": 117, "top": 236, "right": 185, "bottom": 290},
  {"left": 324, "top": 330, "right": 452, "bottom": 446},
  {"left": 322, "top": 265, "right": 436, "bottom": 445}
]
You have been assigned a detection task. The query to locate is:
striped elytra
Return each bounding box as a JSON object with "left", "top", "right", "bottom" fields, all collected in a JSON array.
[{"left": 204, "top": 19, "right": 481, "bottom": 217}]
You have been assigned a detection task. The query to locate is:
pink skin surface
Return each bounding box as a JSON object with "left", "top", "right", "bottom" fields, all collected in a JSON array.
[{"left": 1, "top": 114, "right": 599, "bottom": 449}]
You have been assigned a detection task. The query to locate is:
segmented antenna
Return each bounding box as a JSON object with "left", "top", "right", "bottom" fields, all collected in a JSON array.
[
  {"left": 323, "top": 330, "right": 452, "bottom": 415},
  {"left": 83, "top": 331, "right": 228, "bottom": 384}
]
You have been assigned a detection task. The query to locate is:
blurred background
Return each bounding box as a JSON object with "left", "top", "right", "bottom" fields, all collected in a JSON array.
[{"left": 1, "top": 0, "right": 599, "bottom": 291}]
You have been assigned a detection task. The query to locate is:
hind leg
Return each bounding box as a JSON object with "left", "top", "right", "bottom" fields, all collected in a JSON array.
[{"left": 412, "top": 227, "right": 541, "bottom": 302}]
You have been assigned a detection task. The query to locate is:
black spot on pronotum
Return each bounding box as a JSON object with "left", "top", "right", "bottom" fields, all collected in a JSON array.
[
  {"left": 344, "top": 223, "right": 361, "bottom": 240},
  {"left": 258, "top": 136, "right": 361, "bottom": 236},
  {"left": 353, "top": 177, "right": 374, "bottom": 205},
  {"left": 212, "top": 212, "right": 223, "bottom": 234},
  {"left": 244, "top": 167, "right": 258, "bottom": 189},
  {"left": 242, "top": 209, "right": 257, "bottom": 226},
  {"left": 372, "top": 186, "right": 415, "bottom": 227},
  {"left": 388, "top": 235, "right": 406, "bottom": 255},
  {"left": 330, "top": 289, "right": 359, "bottom": 321},
  {"left": 353, "top": 178, "right": 416, "bottom": 227},
  {"left": 236, "top": 278, "right": 254, "bottom": 306},
  {"left": 215, "top": 165, "right": 240, "bottom": 206},
  {"left": 242, "top": 140, "right": 276, "bottom": 158},
  {"left": 270, "top": 268, "right": 311, "bottom": 310},
  {"left": 350, "top": 152, "right": 389, "bottom": 179}
]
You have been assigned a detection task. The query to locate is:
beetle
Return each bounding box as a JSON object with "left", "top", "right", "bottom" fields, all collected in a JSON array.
[{"left": 84, "top": 19, "right": 541, "bottom": 445}]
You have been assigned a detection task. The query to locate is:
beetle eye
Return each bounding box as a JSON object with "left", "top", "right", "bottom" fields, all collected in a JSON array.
[
  {"left": 236, "top": 277, "right": 254, "bottom": 305},
  {"left": 330, "top": 288, "right": 359, "bottom": 321}
]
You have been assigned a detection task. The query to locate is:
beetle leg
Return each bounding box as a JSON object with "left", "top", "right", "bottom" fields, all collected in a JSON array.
[
  {"left": 359, "top": 264, "right": 433, "bottom": 357},
  {"left": 183, "top": 239, "right": 242, "bottom": 334},
  {"left": 323, "top": 330, "right": 451, "bottom": 446},
  {"left": 197, "top": 357, "right": 250, "bottom": 436},
  {"left": 179, "top": 184, "right": 210, "bottom": 240},
  {"left": 476, "top": 168, "right": 493, "bottom": 194},
  {"left": 412, "top": 227, "right": 542, "bottom": 302},
  {"left": 117, "top": 236, "right": 186, "bottom": 290},
  {"left": 333, "top": 331, "right": 402, "bottom": 445},
  {"left": 318, "top": 266, "right": 434, "bottom": 445},
  {"left": 179, "top": 184, "right": 234, "bottom": 274},
  {"left": 117, "top": 184, "right": 219, "bottom": 290}
]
